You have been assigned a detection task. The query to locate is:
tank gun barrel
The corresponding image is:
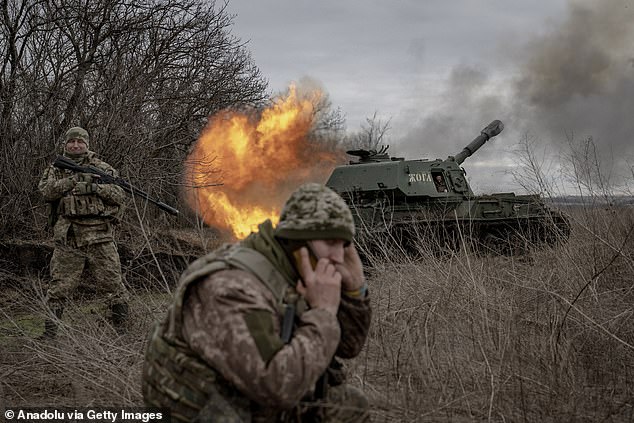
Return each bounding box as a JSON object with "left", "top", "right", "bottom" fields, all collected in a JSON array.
[{"left": 452, "top": 120, "right": 504, "bottom": 165}]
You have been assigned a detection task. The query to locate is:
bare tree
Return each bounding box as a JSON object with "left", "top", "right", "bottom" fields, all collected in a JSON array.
[
  {"left": 561, "top": 135, "right": 616, "bottom": 203},
  {"left": 308, "top": 90, "right": 346, "bottom": 156},
  {"left": 508, "top": 132, "right": 559, "bottom": 196},
  {"left": 310, "top": 93, "right": 345, "bottom": 137},
  {"left": 0, "top": 0, "right": 268, "bottom": 236},
  {"left": 263, "top": 83, "right": 347, "bottom": 162},
  {"left": 343, "top": 111, "right": 392, "bottom": 151}
]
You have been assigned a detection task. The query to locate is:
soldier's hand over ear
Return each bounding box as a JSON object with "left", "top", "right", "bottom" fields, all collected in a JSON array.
[
  {"left": 335, "top": 243, "right": 365, "bottom": 291},
  {"left": 296, "top": 247, "right": 341, "bottom": 316}
]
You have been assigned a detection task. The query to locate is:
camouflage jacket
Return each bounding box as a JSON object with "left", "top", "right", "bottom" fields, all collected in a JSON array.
[
  {"left": 182, "top": 269, "right": 371, "bottom": 408},
  {"left": 143, "top": 238, "right": 372, "bottom": 421},
  {"left": 38, "top": 151, "right": 125, "bottom": 247}
]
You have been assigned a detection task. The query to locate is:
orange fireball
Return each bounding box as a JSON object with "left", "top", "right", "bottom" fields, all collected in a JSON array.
[{"left": 184, "top": 85, "right": 340, "bottom": 239}]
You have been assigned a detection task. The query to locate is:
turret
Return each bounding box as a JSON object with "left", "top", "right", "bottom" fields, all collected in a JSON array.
[
  {"left": 325, "top": 118, "right": 569, "bottom": 256},
  {"left": 346, "top": 145, "right": 393, "bottom": 163},
  {"left": 327, "top": 119, "right": 504, "bottom": 198},
  {"left": 451, "top": 120, "right": 504, "bottom": 165}
]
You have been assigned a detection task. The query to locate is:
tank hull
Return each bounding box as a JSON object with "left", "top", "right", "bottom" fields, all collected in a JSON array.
[
  {"left": 325, "top": 120, "right": 570, "bottom": 256},
  {"left": 348, "top": 194, "right": 570, "bottom": 255}
]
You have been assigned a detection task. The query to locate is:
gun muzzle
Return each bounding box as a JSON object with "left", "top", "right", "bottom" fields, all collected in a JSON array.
[
  {"left": 481, "top": 120, "right": 504, "bottom": 139},
  {"left": 452, "top": 119, "right": 504, "bottom": 165}
]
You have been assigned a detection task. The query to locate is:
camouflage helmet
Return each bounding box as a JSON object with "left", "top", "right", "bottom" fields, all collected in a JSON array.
[
  {"left": 274, "top": 183, "right": 355, "bottom": 242},
  {"left": 64, "top": 127, "right": 89, "bottom": 148}
]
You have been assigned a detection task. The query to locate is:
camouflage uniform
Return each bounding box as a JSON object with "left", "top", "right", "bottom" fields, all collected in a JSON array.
[
  {"left": 143, "top": 184, "right": 372, "bottom": 422},
  {"left": 38, "top": 127, "right": 129, "bottom": 333}
]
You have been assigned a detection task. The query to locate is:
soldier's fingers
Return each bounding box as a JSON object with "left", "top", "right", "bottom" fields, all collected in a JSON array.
[
  {"left": 314, "top": 257, "right": 330, "bottom": 275},
  {"left": 298, "top": 248, "right": 314, "bottom": 281},
  {"left": 296, "top": 279, "right": 307, "bottom": 296},
  {"left": 326, "top": 269, "right": 342, "bottom": 289},
  {"left": 334, "top": 262, "right": 350, "bottom": 279},
  {"left": 325, "top": 263, "right": 337, "bottom": 278},
  {"left": 344, "top": 243, "right": 360, "bottom": 263}
]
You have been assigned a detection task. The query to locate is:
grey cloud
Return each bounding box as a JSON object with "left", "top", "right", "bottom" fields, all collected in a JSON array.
[
  {"left": 394, "top": 0, "right": 634, "bottom": 184},
  {"left": 513, "top": 0, "right": 634, "bottom": 152},
  {"left": 395, "top": 65, "right": 507, "bottom": 163}
]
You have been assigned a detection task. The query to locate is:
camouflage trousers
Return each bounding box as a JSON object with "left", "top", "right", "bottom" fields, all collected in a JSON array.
[{"left": 47, "top": 240, "right": 129, "bottom": 306}]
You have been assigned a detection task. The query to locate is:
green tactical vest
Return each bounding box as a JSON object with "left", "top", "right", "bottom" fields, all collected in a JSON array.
[
  {"left": 54, "top": 160, "right": 120, "bottom": 219},
  {"left": 142, "top": 244, "right": 305, "bottom": 423}
]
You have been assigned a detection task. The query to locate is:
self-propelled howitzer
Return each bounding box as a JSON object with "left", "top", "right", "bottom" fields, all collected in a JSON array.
[{"left": 326, "top": 120, "right": 570, "bottom": 254}]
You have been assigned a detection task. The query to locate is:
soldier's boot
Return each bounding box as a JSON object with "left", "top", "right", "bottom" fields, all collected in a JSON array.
[
  {"left": 40, "top": 306, "right": 64, "bottom": 340},
  {"left": 111, "top": 303, "right": 129, "bottom": 334}
]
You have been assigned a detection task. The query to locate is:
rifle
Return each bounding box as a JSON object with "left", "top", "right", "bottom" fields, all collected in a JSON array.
[{"left": 53, "top": 155, "right": 180, "bottom": 215}]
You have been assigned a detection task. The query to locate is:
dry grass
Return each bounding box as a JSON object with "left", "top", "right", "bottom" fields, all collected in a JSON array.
[
  {"left": 0, "top": 287, "right": 168, "bottom": 406},
  {"left": 351, "top": 204, "right": 634, "bottom": 422},
  {"left": 1, "top": 204, "right": 633, "bottom": 422}
]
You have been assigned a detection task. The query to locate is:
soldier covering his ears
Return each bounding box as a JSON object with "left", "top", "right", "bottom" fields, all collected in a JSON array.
[{"left": 142, "top": 183, "right": 372, "bottom": 422}]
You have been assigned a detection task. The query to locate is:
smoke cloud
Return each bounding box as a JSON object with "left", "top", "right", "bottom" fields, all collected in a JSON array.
[
  {"left": 514, "top": 0, "right": 634, "bottom": 150},
  {"left": 396, "top": 0, "right": 634, "bottom": 189}
]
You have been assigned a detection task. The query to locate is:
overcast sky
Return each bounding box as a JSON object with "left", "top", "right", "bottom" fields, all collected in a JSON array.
[{"left": 225, "top": 0, "right": 634, "bottom": 193}]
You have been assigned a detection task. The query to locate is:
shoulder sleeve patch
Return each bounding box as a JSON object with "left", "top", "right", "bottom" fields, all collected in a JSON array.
[{"left": 243, "top": 309, "right": 284, "bottom": 364}]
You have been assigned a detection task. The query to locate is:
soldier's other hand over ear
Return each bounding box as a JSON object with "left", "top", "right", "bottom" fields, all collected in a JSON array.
[{"left": 335, "top": 243, "right": 365, "bottom": 291}]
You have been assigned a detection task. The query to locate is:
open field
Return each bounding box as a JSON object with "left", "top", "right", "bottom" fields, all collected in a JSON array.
[{"left": 1, "top": 204, "right": 633, "bottom": 422}]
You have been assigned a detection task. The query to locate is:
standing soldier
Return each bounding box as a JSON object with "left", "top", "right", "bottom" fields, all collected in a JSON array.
[
  {"left": 143, "top": 183, "right": 372, "bottom": 422},
  {"left": 38, "top": 126, "right": 129, "bottom": 338}
]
